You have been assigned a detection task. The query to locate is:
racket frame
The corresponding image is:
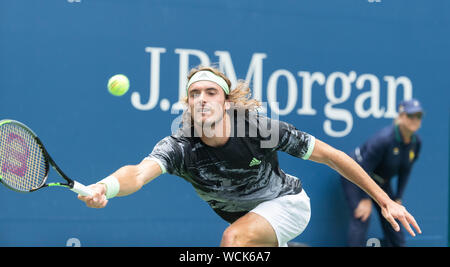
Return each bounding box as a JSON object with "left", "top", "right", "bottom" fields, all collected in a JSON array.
[{"left": 0, "top": 119, "right": 91, "bottom": 195}]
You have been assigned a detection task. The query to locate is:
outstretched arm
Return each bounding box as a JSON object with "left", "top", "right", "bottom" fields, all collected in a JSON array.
[
  {"left": 78, "top": 159, "right": 163, "bottom": 208},
  {"left": 308, "top": 138, "right": 421, "bottom": 237}
]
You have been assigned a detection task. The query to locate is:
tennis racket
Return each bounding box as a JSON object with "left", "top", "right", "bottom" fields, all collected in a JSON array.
[{"left": 0, "top": 119, "right": 94, "bottom": 196}]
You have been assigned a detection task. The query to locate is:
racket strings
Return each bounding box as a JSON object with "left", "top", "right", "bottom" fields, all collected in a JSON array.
[{"left": 0, "top": 124, "right": 47, "bottom": 192}]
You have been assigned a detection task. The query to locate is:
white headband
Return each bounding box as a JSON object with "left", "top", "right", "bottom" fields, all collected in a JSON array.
[{"left": 186, "top": 70, "right": 230, "bottom": 95}]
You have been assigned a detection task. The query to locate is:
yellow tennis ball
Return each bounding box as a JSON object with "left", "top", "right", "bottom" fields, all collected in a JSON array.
[{"left": 108, "top": 74, "right": 130, "bottom": 96}]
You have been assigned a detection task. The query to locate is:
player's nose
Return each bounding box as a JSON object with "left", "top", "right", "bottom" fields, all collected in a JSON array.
[{"left": 195, "top": 94, "right": 207, "bottom": 105}]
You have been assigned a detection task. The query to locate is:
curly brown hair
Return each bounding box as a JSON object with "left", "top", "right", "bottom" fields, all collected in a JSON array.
[{"left": 183, "top": 66, "right": 261, "bottom": 110}]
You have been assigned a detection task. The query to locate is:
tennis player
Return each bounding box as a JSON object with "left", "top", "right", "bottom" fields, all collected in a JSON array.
[
  {"left": 78, "top": 66, "right": 421, "bottom": 247},
  {"left": 341, "top": 99, "right": 424, "bottom": 246}
]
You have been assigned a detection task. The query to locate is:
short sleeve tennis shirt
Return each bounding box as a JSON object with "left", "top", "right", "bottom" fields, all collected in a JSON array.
[{"left": 147, "top": 111, "right": 315, "bottom": 223}]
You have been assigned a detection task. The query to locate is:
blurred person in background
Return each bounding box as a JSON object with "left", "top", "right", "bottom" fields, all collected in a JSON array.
[{"left": 341, "top": 99, "right": 424, "bottom": 247}]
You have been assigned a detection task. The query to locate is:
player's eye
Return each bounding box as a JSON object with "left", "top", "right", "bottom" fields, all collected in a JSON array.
[
  {"left": 206, "top": 89, "right": 218, "bottom": 95},
  {"left": 190, "top": 92, "right": 200, "bottom": 98}
]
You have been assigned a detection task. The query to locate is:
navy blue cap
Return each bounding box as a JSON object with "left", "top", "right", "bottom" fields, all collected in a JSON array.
[{"left": 398, "top": 99, "right": 423, "bottom": 114}]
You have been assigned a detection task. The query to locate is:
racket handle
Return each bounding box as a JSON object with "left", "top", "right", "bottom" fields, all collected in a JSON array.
[{"left": 71, "top": 181, "right": 95, "bottom": 196}]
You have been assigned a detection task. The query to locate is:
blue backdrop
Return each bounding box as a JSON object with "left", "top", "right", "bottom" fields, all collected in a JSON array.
[{"left": 0, "top": 0, "right": 448, "bottom": 246}]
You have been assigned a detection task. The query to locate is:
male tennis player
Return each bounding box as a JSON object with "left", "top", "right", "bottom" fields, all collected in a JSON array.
[{"left": 79, "top": 66, "right": 421, "bottom": 247}]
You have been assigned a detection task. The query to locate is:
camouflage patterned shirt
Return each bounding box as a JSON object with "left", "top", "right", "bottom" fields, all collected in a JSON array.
[{"left": 147, "top": 111, "right": 315, "bottom": 223}]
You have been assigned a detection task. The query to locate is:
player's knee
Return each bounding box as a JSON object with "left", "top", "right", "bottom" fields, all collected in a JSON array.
[
  {"left": 221, "top": 226, "right": 240, "bottom": 246},
  {"left": 221, "top": 226, "right": 251, "bottom": 247}
]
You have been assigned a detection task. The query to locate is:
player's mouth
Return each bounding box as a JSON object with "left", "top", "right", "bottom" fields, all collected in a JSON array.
[{"left": 196, "top": 106, "right": 212, "bottom": 115}]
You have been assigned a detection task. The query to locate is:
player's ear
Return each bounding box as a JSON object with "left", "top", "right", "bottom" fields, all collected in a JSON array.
[{"left": 224, "top": 100, "right": 231, "bottom": 111}]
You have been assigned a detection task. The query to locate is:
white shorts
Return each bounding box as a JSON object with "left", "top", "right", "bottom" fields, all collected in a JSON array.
[{"left": 250, "top": 189, "right": 311, "bottom": 247}]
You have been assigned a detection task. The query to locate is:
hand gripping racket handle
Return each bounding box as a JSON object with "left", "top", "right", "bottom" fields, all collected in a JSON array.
[{"left": 70, "top": 181, "right": 95, "bottom": 196}]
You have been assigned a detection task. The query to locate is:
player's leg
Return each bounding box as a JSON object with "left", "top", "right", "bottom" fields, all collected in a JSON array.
[
  {"left": 220, "top": 212, "right": 278, "bottom": 247},
  {"left": 220, "top": 189, "right": 311, "bottom": 247}
]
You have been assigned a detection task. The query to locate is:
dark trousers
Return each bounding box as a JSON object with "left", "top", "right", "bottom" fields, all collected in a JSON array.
[{"left": 340, "top": 176, "right": 405, "bottom": 247}]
